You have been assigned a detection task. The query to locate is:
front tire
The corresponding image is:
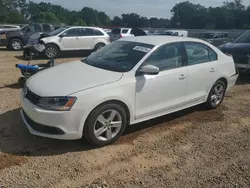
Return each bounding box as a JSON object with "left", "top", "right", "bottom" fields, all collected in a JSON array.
[
  {"left": 44, "top": 44, "right": 59, "bottom": 59},
  {"left": 205, "top": 80, "right": 226, "bottom": 109},
  {"left": 9, "top": 39, "right": 23, "bottom": 51},
  {"left": 84, "top": 103, "right": 127, "bottom": 146}
]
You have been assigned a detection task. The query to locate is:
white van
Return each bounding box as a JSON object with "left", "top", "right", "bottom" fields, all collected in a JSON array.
[{"left": 163, "top": 30, "right": 188, "bottom": 37}]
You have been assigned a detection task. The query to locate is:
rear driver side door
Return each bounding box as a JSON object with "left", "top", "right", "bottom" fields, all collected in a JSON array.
[{"left": 183, "top": 42, "right": 219, "bottom": 105}]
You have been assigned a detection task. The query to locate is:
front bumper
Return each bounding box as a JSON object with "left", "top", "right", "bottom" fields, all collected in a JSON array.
[{"left": 20, "top": 90, "right": 83, "bottom": 140}]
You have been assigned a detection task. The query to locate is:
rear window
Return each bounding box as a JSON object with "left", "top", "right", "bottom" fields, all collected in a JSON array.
[
  {"left": 122, "top": 29, "right": 129, "bottom": 34},
  {"left": 112, "top": 28, "right": 121, "bottom": 34},
  {"left": 83, "top": 41, "right": 154, "bottom": 72}
]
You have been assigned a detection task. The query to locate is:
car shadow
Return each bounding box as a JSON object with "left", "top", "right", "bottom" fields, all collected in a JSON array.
[
  {"left": 0, "top": 79, "right": 25, "bottom": 90},
  {"left": 0, "top": 108, "right": 96, "bottom": 157},
  {"left": 0, "top": 47, "right": 8, "bottom": 51},
  {"left": 236, "top": 73, "right": 250, "bottom": 85},
  {"left": 0, "top": 105, "right": 209, "bottom": 157}
]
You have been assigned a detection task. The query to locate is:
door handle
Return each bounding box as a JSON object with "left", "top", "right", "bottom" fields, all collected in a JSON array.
[
  {"left": 210, "top": 68, "right": 215, "bottom": 72},
  {"left": 179, "top": 74, "right": 187, "bottom": 80}
]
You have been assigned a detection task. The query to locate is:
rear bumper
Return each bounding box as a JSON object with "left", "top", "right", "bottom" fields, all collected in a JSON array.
[{"left": 227, "top": 73, "right": 239, "bottom": 90}]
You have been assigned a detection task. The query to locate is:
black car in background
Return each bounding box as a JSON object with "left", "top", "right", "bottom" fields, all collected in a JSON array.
[
  {"left": 219, "top": 30, "right": 250, "bottom": 71},
  {"left": 0, "top": 23, "right": 54, "bottom": 51},
  {"left": 198, "top": 31, "right": 229, "bottom": 47}
]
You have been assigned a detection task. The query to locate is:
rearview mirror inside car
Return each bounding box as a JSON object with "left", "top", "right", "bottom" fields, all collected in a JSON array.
[{"left": 136, "top": 65, "right": 159, "bottom": 76}]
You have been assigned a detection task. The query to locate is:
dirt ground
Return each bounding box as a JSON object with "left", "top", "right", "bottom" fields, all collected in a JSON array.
[{"left": 0, "top": 47, "right": 250, "bottom": 188}]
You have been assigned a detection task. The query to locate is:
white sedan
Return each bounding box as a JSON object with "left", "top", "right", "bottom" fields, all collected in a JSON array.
[{"left": 20, "top": 36, "right": 239, "bottom": 146}]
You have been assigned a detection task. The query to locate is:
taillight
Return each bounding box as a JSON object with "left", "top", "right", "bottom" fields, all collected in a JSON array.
[{"left": 120, "top": 34, "right": 122, "bottom": 38}]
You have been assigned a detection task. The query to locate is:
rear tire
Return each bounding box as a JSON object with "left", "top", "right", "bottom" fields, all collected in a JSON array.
[
  {"left": 9, "top": 39, "right": 23, "bottom": 51},
  {"left": 44, "top": 44, "right": 59, "bottom": 59},
  {"left": 94, "top": 43, "right": 105, "bottom": 51},
  {"left": 205, "top": 80, "right": 226, "bottom": 109},
  {"left": 84, "top": 103, "right": 127, "bottom": 146}
]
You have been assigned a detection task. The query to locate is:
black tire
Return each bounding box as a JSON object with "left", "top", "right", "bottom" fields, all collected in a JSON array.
[
  {"left": 84, "top": 103, "right": 127, "bottom": 146},
  {"left": 44, "top": 44, "right": 59, "bottom": 59},
  {"left": 205, "top": 80, "right": 226, "bottom": 109},
  {"left": 94, "top": 43, "right": 105, "bottom": 51},
  {"left": 9, "top": 39, "right": 23, "bottom": 51}
]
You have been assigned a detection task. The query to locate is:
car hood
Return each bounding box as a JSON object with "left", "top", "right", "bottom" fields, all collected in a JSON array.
[
  {"left": 26, "top": 60, "right": 123, "bottom": 96},
  {"left": 221, "top": 42, "right": 250, "bottom": 54}
]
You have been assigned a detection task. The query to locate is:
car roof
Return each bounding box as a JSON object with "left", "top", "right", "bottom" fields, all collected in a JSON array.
[
  {"left": 119, "top": 36, "right": 206, "bottom": 46},
  {"left": 69, "top": 26, "right": 103, "bottom": 30}
]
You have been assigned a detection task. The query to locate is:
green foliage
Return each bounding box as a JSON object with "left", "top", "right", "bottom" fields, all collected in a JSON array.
[
  {"left": 0, "top": 0, "right": 249, "bottom": 29},
  {"left": 171, "top": 0, "right": 250, "bottom": 29},
  {"left": 72, "top": 19, "right": 86, "bottom": 26},
  {"left": 37, "top": 12, "right": 61, "bottom": 24}
]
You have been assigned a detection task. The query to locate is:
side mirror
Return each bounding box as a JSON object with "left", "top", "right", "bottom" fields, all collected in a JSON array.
[{"left": 136, "top": 65, "right": 159, "bottom": 76}]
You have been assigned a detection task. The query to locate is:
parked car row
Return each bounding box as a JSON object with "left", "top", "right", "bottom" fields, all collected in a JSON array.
[{"left": 0, "top": 23, "right": 54, "bottom": 51}]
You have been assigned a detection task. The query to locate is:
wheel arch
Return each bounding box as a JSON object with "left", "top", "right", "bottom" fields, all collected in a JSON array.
[
  {"left": 8, "top": 37, "right": 24, "bottom": 48},
  {"left": 87, "top": 99, "right": 131, "bottom": 125},
  {"left": 79, "top": 98, "right": 132, "bottom": 138},
  {"left": 206, "top": 76, "right": 228, "bottom": 100},
  {"left": 46, "top": 42, "right": 61, "bottom": 51}
]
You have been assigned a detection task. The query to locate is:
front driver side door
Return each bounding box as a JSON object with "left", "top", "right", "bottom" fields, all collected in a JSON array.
[
  {"left": 135, "top": 42, "right": 188, "bottom": 120},
  {"left": 59, "top": 28, "right": 81, "bottom": 50}
]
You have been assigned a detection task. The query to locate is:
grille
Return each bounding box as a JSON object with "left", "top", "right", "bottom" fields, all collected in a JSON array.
[{"left": 26, "top": 88, "right": 41, "bottom": 105}]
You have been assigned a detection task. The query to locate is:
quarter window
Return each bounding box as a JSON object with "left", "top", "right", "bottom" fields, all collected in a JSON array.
[
  {"left": 94, "top": 29, "right": 104, "bottom": 36},
  {"left": 143, "top": 43, "right": 183, "bottom": 71},
  {"left": 208, "top": 48, "right": 217, "bottom": 61}
]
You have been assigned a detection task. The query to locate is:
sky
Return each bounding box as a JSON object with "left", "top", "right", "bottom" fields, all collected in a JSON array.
[{"left": 31, "top": 0, "right": 249, "bottom": 18}]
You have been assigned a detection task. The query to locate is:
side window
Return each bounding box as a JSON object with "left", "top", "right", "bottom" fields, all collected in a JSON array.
[
  {"left": 94, "top": 29, "right": 104, "bottom": 36},
  {"left": 224, "top": 33, "right": 229, "bottom": 38},
  {"left": 122, "top": 29, "right": 129, "bottom": 34},
  {"left": 64, "top": 28, "right": 79, "bottom": 37},
  {"left": 42, "top": 24, "right": 51, "bottom": 32},
  {"left": 85, "top": 28, "right": 95, "bottom": 36},
  {"left": 208, "top": 48, "right": 218, "bottom": 61},
  {"left": 33, "top": 24, "right": 42, "bottom": 32},
  {"left": 184, "top": 42, "right": 210, "bottom": 65},
  {"left": 143, "top": 43, "right": 183, "bottom": 71}
]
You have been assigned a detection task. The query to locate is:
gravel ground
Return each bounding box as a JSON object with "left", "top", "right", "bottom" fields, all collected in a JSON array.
[{"left": 0, "top": 47, "right": 250, "bottom": 188}]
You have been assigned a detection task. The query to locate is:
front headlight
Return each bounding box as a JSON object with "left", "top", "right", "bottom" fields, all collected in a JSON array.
[{"left": 37, "top": 96, "right": 77, "bottom": 111}]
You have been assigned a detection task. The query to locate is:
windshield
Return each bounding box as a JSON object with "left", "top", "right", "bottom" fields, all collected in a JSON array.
[
  {"left": 49, "top": 27, "right": 67, "bottom": 36},
  {"left": 233, "top": 30, "right": 250, "bottom": 43},
  {"left": 20, "top": 25, "right": 28, "bottom": 31},
  {"left": 198, "top": 33, "right": 214, "bottom": 39},
  {"left": 82, "top": 41, "right": 154, "bottom": 72}
]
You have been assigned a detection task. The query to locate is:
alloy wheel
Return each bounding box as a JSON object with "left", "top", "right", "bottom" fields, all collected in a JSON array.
[
  {"left": 210, "top": 84, "right": 224, "bottom": 106},
  {"left": 12, "top": 41, "right": 22, "bottom": 50},
  {"left": 46, "top": 47, "right": 57, "bottom": 58},
  {"left": 93, "top": 110, "right": 122, "bottom": 141}
]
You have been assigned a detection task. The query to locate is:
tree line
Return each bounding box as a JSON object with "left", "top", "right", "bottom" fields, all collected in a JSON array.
[{"left": 0, "top": 0, "right": 249, "bottom": 29}]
